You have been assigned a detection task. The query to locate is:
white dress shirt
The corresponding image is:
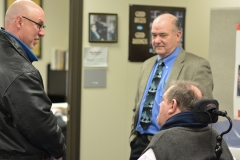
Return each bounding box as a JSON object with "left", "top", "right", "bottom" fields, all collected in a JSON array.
[{"left": 138, "top": 149, "right": 156, "bottom": 160}]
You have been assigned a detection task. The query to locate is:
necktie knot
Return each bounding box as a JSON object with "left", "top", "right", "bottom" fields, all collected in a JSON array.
[{"left": 158, "top": 59, "right": 164, "bottom": 66}]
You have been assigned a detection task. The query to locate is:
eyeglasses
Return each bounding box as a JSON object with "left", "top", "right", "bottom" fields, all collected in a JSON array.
[{"left": 22, "top": 16, "right": 46, "bottom": 30}]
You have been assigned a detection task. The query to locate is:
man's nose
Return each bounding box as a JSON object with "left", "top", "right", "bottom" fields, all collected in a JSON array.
[
  {"left": 155, "top": 35, "right": 162, "bottom": 43},
  {"left": 39, "top": 28, "right": 45, "bottom": 37}
]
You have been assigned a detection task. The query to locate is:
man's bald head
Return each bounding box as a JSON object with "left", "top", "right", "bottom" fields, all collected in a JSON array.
[
  {"left": 153, "top": 13, "right": 182, "bottom": 34},
  {"left": 4, "top": 0, "right": 45, "bottom": 49},
  {"left": 5, "top": 0, "right": 43, "bottom": 28}
]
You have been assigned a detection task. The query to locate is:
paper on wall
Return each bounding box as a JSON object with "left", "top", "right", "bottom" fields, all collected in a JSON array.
[{"left": 84, "top": 47, "right": 108, "bottom": 67}]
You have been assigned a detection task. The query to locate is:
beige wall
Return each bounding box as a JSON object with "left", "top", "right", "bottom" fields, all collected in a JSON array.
[
  {"left": 0, "top": 1, "right": 3, "bottom": 27},
  {"left": 34, "top": 0, "right": 69, "bottom": 89},
  {"left": 1, "top": 0, "right": 239, "bottom": 160}
]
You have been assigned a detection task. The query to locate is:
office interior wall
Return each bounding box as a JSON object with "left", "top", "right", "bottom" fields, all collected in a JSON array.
[
  {"left": 1, "top": 0, "right": 240, "bottom": 160},
  {"left": 209, "top": 9, "right": 240, "bottom": 119},
  {"left": 33, "top": 0, "right": 69, "bottom": 90},
  {"left": 186, "top": 0, "right": 240, "bottom": 120},
  {"left": 0, "top": 1, "right": 3, "bottom": 27},
  {"left": 185, "top": 0, "right": 240, "bottom": 59}
]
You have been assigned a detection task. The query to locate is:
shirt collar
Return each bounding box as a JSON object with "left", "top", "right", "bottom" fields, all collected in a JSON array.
[{"left": 2, "top": 29, "right": 38, "bottom": 62}]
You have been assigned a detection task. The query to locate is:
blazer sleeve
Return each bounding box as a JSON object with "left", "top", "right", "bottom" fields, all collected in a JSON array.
[{"left": 190, "top": 57, "right": 214, "bottom": 98}]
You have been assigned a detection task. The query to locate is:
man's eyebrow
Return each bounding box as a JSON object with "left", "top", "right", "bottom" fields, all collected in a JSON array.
[
  {"left": 36, "top": 18, "right": 44, "bottom": 23},
  {"left": 151, "top": 32, "right": 168, "bottom": 35}
]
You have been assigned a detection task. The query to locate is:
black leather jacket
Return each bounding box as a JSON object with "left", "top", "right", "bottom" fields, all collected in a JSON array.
[{"left": 0, "top": 29, "right": 66, "bottom": 159}]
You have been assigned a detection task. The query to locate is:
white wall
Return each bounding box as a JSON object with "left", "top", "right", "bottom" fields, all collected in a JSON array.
[
  {"left": 1, "top": 0, "right": 240, "bottom": 160},
  {"left": 33, "top": 0, "right": 69, "bottom": 90},
  {"left": 0, "top": 1, "right": 3, "bottom": 28},
  {"left": 185, "top": 0, "right": 240, "bottom": 121}
]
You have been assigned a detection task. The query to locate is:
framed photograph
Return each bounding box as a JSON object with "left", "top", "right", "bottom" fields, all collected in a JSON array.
[
  {"left": 129, "top": 5, "right": 186, "bottom": 62},
  {"left": 5, "top": 0, "right": 43, "bottom": 59},
  {"left": 89, "top": 13, "right": 118, "bottom": 43}
]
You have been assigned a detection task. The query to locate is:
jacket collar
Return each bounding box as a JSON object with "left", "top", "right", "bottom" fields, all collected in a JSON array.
[
  {"left": 1, "top": 28, "right": 38, "bottom": 62},
  {"left": 160, "top": 111, "right": 208, "bottom": 131}
]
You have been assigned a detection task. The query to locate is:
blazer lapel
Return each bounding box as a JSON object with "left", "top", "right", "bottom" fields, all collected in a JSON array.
[
  {"left": 139, "top": 56, "right": 158, "bottom": 99},
  {"left": 165, "top": 48, "right": 185, "bottom": 90}
]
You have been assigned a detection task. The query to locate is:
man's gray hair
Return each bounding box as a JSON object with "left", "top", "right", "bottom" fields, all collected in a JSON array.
[{"left": 166, "top": 80, "right": 207, "bottom": 111}]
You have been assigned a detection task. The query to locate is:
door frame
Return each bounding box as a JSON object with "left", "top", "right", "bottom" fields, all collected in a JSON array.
[{"left": 66, "top": 0, "right": 83, "bottom": 159}]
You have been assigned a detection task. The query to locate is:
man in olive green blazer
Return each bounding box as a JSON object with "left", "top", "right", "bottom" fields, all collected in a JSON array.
[
  {"left": 129, "top": 13, "right": 214, "bottom": 160},
  {"left": 130, "top": 48, "right": 214, "bottom": 141}
]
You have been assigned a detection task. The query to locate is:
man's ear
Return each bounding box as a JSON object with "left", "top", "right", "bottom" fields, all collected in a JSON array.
[
  {"left": 15, "top": 16, "right": 22, "bottom": 29},
  {"left": 168, "top": 99, "right": 178, "bottom": 114},
  {"left": 176, "top": 30, "right": 182, "bottom": 43}
]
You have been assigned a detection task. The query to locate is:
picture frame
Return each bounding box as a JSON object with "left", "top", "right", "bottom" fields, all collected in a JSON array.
[
  {"left": 4, "top": 0, "right": 43, "bottom": 59},
  {"left": 128, "top": 5, "right": 186, "bottom": 62},
  {"left": 89, "top": 13, "right": 118, "bottom": 43}
]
